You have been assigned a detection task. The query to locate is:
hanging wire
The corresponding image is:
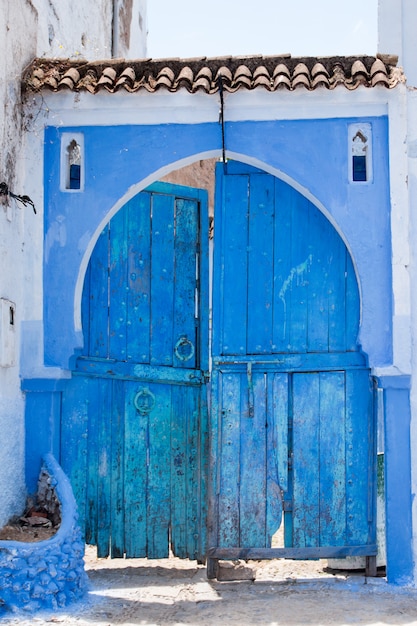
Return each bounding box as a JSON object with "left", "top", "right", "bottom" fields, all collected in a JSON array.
[{"left": 218, "top": 77, "right": 227, "bottom": 173}]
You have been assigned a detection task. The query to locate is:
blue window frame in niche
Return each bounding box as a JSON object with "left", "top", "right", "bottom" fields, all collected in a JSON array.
[
  {"left": 68, "top": 140, "right": 81, "bottom": 189},
  {"left": 60, "top": 133, "right": 84, "bottom": 192},
  {"left": 353, "top": 154, "right": 367, "bottom": 182},
  {"left": 349, "top": 123, "right": 372, "bottom": 184}
]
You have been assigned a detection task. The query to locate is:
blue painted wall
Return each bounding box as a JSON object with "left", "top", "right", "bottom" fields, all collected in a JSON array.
[
  {"left": 42, "top": 117, "right": 392, "bottom": 370},
  {"left": 379, "top": 375, "right": 414, "bottom": 585}
]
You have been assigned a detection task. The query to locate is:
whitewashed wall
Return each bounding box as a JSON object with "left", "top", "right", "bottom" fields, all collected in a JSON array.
[
  {"left": 379, "top": 0, "right": 417, "bottom": 586},
  {"left": 0, "top": 0, "right": 38, "bottom": 528},
  {"left": 32, "top": 0, "right": 147, "bottom": 60},
  {"left": 0, "top": 0, "right": 147, "bottom": 527}
]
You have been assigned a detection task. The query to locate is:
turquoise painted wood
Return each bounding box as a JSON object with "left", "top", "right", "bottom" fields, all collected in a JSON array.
[
  {"left": 210, "top": 161, "right": 376, "bottom": 560},
  {"left": 61, "top": 161, "right": 376, "bottom": 568},
  {"left": 62, "top": 182, "right": 209, "bottom": 561}
]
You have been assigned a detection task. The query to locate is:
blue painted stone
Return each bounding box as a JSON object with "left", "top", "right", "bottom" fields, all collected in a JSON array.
[{"left": 0, "top": 454, "right": 88, "bottom": 612}]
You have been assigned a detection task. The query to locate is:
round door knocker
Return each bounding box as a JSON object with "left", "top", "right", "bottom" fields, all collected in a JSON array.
[
  {"left": 134, "top": 387, "right": 156, "bottom": 415},
  {"left": 174, "top": 336, "right": 195, "bottom": 362}
]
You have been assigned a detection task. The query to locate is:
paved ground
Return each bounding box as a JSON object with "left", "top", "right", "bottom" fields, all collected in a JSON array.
[{"left": 2, "top": 547, "right": 417, "bottom": 625}]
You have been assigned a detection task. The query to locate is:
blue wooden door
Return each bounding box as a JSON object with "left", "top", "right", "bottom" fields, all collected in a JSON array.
[
  {"left": 61, "top": 182, "right": 209, "bottom": 561},
  {"left": 209, "top": 162, "right": 376, "bottom": 567}
]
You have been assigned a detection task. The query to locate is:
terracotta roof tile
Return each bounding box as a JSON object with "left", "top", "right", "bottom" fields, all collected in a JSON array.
[
  {"left": 22, "top": 54, "right": 403, "bottom": 95},
  {"left": 311, "top": 62, "right": 330, "bottom": 89},
  {"left": 115, "top": 66, "right": 136, "bottom": 90},
  {"left": 369, "top": 58, "right": 390, "bottom": 87},
  {"left": 272, "top": 63, "right": 291, "bottom": 90},
  {"left": 194, "top": 67, "right": 213, "bottom": 91}
]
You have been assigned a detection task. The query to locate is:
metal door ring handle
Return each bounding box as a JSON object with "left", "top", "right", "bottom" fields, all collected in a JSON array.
[
  {"left": 174, "top": 336, "right": 195, "bottom": 362},
  {"left": 134, "top": 387, "right": 156, "bottom": 415}
]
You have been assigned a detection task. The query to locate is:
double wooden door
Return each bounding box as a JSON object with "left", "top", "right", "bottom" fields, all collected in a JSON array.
[{"left": 61, "top": 164, "right": 376, "bottom": 566}]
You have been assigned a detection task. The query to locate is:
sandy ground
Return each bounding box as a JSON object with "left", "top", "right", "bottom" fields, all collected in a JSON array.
[{"left": 2, "top": 547, "right": 417, "bottom": 626}]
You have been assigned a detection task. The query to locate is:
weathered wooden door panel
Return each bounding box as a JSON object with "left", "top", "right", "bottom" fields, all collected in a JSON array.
[
  {"left": 210, "top": 161, "right": 376, "bottom": 565},
  {"left": 82, "top": 186, "right": 205, "bottom": 368},
  {"left": 62, "top": 375, "right": 207, "bottom": 559},
  {"left": 213, "top": 161, "right": 360, "bottom": 357},
  {"left": 289, "top": 369, "right": 374, "bottom": 549},
  {"left": 63, "top": 182, "right": 208, "bottom": 561},
  {"left": 213, "top": 368, "right": 285, "bottom": 549}
]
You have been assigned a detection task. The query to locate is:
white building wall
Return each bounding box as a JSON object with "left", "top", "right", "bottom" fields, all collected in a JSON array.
[
  {"left": 113, "top": 0, "right": 148, "bottom": 59},
  {"left": 32, "top": 0, "right": 147, "bottom": 61},
  {"left": 0, "top": 0, "right": 39, "bottom": 528},
  {"left": 0, "top": 0, "right": 147, "bottom": 527},
  {"left": 379, "top": 0, "right": 417, "bottom": 585}
]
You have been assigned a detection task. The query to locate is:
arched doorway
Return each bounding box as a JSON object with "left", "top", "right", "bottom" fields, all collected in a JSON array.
[{"left": 61, "top": 160, "right": 376, "bottom": 571}]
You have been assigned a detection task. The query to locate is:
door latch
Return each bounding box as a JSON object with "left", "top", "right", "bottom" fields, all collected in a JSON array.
[{"left": 247, "top": 362, "right": 254, "bottom": 418}]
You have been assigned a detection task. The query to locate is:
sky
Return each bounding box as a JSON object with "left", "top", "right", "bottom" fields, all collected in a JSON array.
[{"left": 147, "top": 0, "right": 378, "bottom": 59}]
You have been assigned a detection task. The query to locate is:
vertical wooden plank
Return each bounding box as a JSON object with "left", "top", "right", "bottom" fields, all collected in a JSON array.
[
  {"left": 147, "top": 383, "right": 171, "bottom": 558},
  {"left": 219, "top": 174, "right": 249, "bottom": 355},
  {"left": 60, "top": 376, "right": 89, "bottom": 538},
  {"left": 150, "top": 193, "right": 175, "bottom": 366},
  {"left": 292, "top": 372, "right": 320, "bottom": 547},
  {"left": 197, "top": 383, "right": 209, "bottom": 561},
  {"left": 345, "top": 369, "right": 373, "bottom": 546},
  {"left": 173, "top": 198, "right": 198, "bottom": 369},
  {"left": 306, "top": 206, "right": 330, "bottom": 352},
  {"left": 319, "top": 371, "right": 346, "bottom": 546},
  {"left": 272, "top": 373, "right": 289, "bottom": 493},
  {"left": 170, "top": 385, "right": 188, "bottom": 559},
  {"left": 240, "top": 370, "right": 268, "bottom": 547},
  {"left": 185, "top": 386, "right": 201, "bottom": 560},
  {"left": 89, "top": 226, "right": 109, "bottom": 358},
  {"left": 124, "top": 381, "right": 148, "bottom": 558},
  {"left": 208, "top": 368, "right": 220, "bottom": 552},
  {"left": 288, "top": 196, "right": 310, "bottom": 352},
  {"left": 110, "top": 379, "right": 125, "bottom": 557},
  {"left": 273, "top": 180, "right": 293, "bottom": 352},
  {"left": 266, "top": 373, "right": 287, "bottom": 543},
  {"left": 198, "top": 189, "right": 210, "bottom": 375},
  {"left": 85, "top": 377, "right": 100, "bottom": 546},
  {"left": 247, "top": 175, "right": 275, "bottom": 354},
  {"left": 218, "top": 371, "right": 241, "bottom": 547},
  {"left": 126, "top": 191, "right": 151, "bottom": 363},
  {"left": 328, "top": 231, "right": 347, "bottom": 352},
  {"left": 109, "top": 208, "right": 128, "bottom": 360},
  {"left": 81, "top": 263, "right": 91, "bottom": 355},
  {"left": 284, "top": 374, "right": 294, "bottom": 548},
  {"left": 211, "top": 162, "right": 225, "bottom": 359},
  {"left": 96, "top": 378, "right": 112, "bottom": 557},
  {"left": 345, "top": 253, "right": 361, "bottom": 351}
]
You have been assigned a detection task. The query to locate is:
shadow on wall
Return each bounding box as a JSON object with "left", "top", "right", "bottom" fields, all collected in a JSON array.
[{"left": 0, "top": 454, "right": 88, "bottom": 613}]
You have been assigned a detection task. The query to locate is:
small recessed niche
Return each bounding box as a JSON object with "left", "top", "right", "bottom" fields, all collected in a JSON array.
[
  {"left": 61, "top": 133, "right": 84, "bottom": 192},
  {"left": 349, "top": 123, "right": 372, "bottom": 184},
  {"left": 0, "top": 298, "right": 15, "bottom": 367}
]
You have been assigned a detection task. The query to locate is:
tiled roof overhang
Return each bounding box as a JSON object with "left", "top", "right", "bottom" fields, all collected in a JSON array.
[{"left": 22, "top": 54, "right": 403, "bottom": 94}]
